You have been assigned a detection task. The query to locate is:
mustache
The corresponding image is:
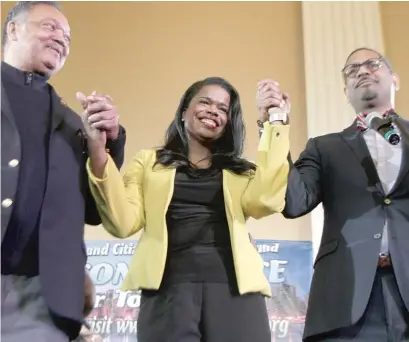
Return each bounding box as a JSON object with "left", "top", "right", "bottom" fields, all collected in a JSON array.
[{"left": 356, "top": 76, "right": 377, "bottom": 88}]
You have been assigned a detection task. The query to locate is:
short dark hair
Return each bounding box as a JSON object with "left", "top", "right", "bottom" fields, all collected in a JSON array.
[
  {"left": 155, "top": 77, "right": 256, "bottom": 175},
  {"left": 2, "top": 1, "right": 61, "bottom": 48},
  {"left": 344, "top": 47, "right": 393, "bottom": 72}
]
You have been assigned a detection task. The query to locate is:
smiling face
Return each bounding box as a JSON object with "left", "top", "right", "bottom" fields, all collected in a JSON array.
[
  {"left": 6, "top": 4, "right": 71, "bottom": 76},
  {"left": 343, "top": 49, "right": 399, "bottom": 113},
  {"left": 183, "top": 84, "right": 230, "bottom": 143}
]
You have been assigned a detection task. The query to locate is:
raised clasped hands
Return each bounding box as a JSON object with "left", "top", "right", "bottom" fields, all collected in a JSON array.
[
  {"left": 256, "top": 79, "right": 291, "bottom": 124},
  {"left": 76, "top": 91, "right": 120, "bottom": 150}
]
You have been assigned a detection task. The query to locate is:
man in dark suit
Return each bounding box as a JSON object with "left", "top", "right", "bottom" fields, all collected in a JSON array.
[
  {"left": 257, "top": 48, "right": 409, "bottom": 341},
  {"left": 1, "top": 2, "right": 126, "bottom": 341}
]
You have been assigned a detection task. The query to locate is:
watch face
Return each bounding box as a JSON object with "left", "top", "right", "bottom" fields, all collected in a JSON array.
[{"left": 269, "top": 112, "right": 287, "bottom": 123}]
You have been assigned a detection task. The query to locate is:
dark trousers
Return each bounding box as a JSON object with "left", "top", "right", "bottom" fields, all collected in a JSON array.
[
  {"left": 306, "top": 268, "right": 409, "bottom": 342},
  {"left": 1, "top": 275, "right": 69, "bottom": 342},
  {"left": 137, "top": 282, "right": 271, "bottom": 342}
]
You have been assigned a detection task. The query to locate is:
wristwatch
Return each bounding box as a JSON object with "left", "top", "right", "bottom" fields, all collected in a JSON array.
[{"left": 268, "top": 107, "right": 289, "bottom": 124}]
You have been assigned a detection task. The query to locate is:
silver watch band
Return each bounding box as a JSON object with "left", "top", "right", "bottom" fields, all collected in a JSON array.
[{"left": 268, "top": 109, "right": 288, "bottom": 124}]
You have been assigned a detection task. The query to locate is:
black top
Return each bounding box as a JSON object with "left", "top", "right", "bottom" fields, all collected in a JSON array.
[
  {"left": 1, "top": 62, "right": 51, "bottom": 275},
  {"left": 162, "top": 166, "right": 236, "bottom": 285}
]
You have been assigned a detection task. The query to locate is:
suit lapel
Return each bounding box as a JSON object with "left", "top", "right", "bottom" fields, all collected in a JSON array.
[
  {"left": 222, "top": 170, "right": 234, "bottom": 225},
  {"left": 391, "top": 118, "right": 409, "bottom": 193},
  {"left": 149, "top": 161, "right": 176, "bottom": 214},
  {"left": 340, "top": 121, "right": 384, "bottom": 194}
]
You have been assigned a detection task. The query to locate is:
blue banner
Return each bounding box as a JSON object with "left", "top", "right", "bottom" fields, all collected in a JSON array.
[{"left": 85, "top": 240, "right": 312, "bottom": 341}]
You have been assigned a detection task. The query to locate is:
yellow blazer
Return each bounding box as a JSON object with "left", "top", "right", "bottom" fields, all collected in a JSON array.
[{"left": 87, "top": 123, "right": 290, "bottom": 297}]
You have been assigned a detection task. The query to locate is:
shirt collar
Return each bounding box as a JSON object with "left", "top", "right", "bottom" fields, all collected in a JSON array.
[{"left": 1, "top": 61, "right": 49, "bottom": 90}]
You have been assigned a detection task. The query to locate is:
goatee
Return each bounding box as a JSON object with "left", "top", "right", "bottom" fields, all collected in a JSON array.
[{"left": 361, "top": 89, "right": 377, "bottom": 101}]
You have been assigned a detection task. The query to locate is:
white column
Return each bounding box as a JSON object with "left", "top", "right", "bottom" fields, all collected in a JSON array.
[{"left": 301, "top": 2, "right": 384, "bottom": 260}]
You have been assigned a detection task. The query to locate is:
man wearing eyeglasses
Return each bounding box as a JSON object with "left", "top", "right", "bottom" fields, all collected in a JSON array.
[{"left": 257, "top": 47, "right": 409, "bottom": 341}]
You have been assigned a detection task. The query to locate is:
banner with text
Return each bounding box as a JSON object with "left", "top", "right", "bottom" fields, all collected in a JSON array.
[{"left": 85, "top": 240, "right": 312, "bottom": 342}]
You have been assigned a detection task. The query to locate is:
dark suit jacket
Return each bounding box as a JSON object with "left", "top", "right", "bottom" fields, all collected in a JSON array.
[
  {"left": 1, "top": 82, "right": 126, "bottom": 339},
  {"left": 283, "top": 119, "right": 409, "bottom": 340}
]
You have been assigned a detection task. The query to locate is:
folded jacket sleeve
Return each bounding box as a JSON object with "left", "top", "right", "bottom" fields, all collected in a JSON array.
[
  {"left": 241, "top": 122, "right": 290, "bottom": 219},
  {"left": 283, "top": 137, "right": 323, "bottom": 218},
  {"left": 86, "top": 150, "right": 147, "bottom": 238}
]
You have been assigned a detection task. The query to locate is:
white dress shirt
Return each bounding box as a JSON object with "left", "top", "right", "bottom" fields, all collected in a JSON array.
[{"left": 362, "top": 128, "right": 403, "bottom": 255}]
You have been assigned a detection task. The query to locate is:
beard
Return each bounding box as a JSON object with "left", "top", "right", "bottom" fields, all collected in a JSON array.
[{"left": 360, "top": 88, "right": 378, "bottom": 101}]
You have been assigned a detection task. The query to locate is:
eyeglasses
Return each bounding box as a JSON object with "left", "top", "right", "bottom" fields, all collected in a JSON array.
[{"left": 341, "top": 58, "right": 383, "bottom": 79}]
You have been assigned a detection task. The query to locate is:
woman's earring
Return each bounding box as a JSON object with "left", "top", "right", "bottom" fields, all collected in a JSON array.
[{"left": 181, "top": 118, "right": 185, "bottom": 122}]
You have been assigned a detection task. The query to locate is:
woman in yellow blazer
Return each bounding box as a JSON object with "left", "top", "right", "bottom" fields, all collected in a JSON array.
[{"left": 84, "top": 77, "right": 290, "bottom": 342}]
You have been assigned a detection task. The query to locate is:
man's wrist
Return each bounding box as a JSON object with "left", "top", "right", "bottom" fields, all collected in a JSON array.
[
  {"left": 106, "top": 127, "right": 120, "bottom": 143},
  {"left": 106, "top": 126, "right": 125, "bottom": 147}
]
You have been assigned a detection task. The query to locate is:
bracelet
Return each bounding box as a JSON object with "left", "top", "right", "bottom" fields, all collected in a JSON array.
[
  {"left": 257, "top": 120, "right": 264, "bottom": 137},
  {"left": 257, "top": 113, "right": 288, "bottom": 128}
]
